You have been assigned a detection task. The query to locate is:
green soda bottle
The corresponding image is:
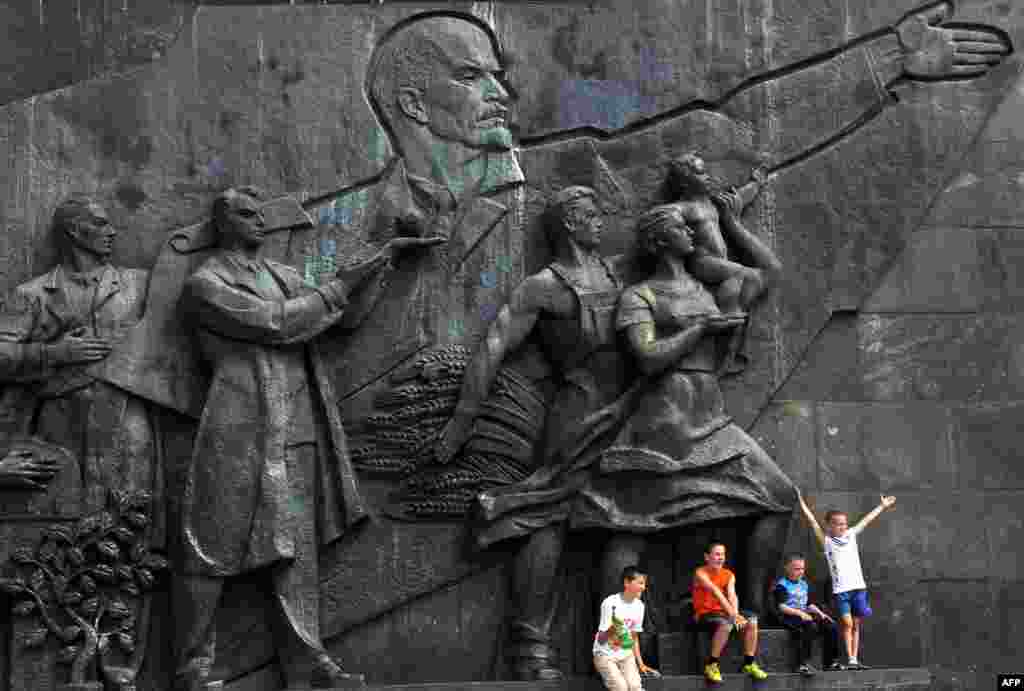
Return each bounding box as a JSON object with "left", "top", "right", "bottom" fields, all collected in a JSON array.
[{"left": 611, "top": 606, "right": 633, "bottom": 650}]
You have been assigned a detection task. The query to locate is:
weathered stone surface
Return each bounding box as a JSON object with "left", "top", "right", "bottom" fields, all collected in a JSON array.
[
  {"left": 0, "top": 1, "right": 190, "bottom": 107},
  {"left": 858, "top": 579, "right": 924, "bottom": 668},
  {"left": 210, "top": 574, "right": 277, "bottom": 681},
  {"left": 926, "top": 72, "right": 1024, "bottom": 228},
  {"left": 781, "top": 314, "right": 1024, "bottom": 402},
  {"left": 984, "top": 493, "right": 1024, "bottom": 581},
  {"left": 747, "top": 401, "right": 817, "bottom": 491},
  {"left": 328, "top": 567, "right": 505, "bottom": 684},
  {"left": 996, "top": 581, "right": 1024, "bottom": 670},
  {"left": 224, "top": 664, "right": 282, "bottom": 691},
  {"left": 865, "top": 228, "right": 1014, "bottom": 313},
  {"left": 921, "top": 581, "right": 997, "bottom": 672},
  {"left": 954, "top": 403, "right": 1024, "bottom": 489},
  {"left": 916, "top": 492, "right": 990, "bottom": 580},
  {"left": 319, "top": 520, "right": 493, "bottom": 639},
  {"left": 0, "top": 3, "right": 1020, "bottom": 691},
  {"left": 656, "top": 631, "right": 697, "bottom": 676},
  {"left": 817, "top": 403, "right": 956, "bottom": 492}
]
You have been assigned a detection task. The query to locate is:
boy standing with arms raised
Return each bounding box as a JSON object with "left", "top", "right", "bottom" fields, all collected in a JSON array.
[
  {"left": 797, "top": 491, "right": 896, "bottom": 670},
  {"left": 594, "top": 566, "right": 657, "bottom": 691}
]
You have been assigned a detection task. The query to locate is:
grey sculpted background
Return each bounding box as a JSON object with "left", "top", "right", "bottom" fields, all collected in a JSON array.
[{"left": 0, "top": 2, "right": 1020, "bottom": 691}]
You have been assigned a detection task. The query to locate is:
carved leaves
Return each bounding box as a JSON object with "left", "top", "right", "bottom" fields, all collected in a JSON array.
[{"left": 0, "top": 487, "right": 169, "bottom": 678}]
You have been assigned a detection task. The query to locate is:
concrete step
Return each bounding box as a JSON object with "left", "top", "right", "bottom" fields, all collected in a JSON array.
[
  {"left": 354, "top": 667, "right": 930, "bottom": 691},
  {"left": 657, "top": 628, "right": 829, "bottom": 676}
]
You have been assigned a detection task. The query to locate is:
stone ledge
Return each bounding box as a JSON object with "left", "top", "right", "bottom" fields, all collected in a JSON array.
[{"left": 357, "top": 667, "right": 930, "bottom": 691}]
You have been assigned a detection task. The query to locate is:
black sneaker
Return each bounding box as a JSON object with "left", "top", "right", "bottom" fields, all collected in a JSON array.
[
  {"left": 827, "top": 661, "right": 847, "bottom": 671},
  {"left": 798, "top": 664, "right": 816, "bottom": 677}
]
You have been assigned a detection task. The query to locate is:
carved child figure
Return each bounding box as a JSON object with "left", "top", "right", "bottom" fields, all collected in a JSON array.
[{"left": 665, "top": 153, "right": 765, "bottom": 318}]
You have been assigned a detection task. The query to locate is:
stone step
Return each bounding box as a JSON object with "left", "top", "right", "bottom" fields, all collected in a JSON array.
[
  {"left": 354, "top": 667, "right": 931, "bottom": 691},
  {"left": 656, "top": 628, "right": 828, "bottom": 676}
]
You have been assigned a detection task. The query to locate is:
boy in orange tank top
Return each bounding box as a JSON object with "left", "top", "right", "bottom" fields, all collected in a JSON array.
[{"left": 692, "top": 542, "right": 768, "bottom": 684}]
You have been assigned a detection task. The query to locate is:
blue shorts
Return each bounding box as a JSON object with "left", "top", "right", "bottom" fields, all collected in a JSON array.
[{"left": 834, "top": 589, "right": 872, "bottom": 618}]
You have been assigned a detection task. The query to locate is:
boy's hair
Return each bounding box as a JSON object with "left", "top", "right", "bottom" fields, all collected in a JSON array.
[
  {"left": 704, "top": 541, "right": 727, "bottom": 555},
  {"left": 621, "top": 565, "right": 646, "bottom": 582},
  {"left": 784, "top": 552, "right": 806, "bottom": 565},
  {"left": 824, "top": 510, "right": 848, "bottom": 523}
]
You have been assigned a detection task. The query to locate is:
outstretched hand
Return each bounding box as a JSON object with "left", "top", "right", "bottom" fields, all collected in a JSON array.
[
  {"left": 881, "top": 494, "right": 897, "bottom": 509},
  {"left": 896, "top": 1, "right": 1011, "bottom": 81}
]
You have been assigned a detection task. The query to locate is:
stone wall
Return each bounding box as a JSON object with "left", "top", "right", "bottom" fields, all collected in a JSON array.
[{"left": 0, "top": 2, "right": 1022, "bottom": 690}]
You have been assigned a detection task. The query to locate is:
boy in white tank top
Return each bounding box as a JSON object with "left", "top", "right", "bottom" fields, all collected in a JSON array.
[{"left": 798, "top": 490, "right": 896, "bottom": 671}]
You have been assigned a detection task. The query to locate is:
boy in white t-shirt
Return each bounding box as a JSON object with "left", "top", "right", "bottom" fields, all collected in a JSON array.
[
  {"left": 593, "top": 566, "right": 658, "bottom": 691},
  {"left": 798, "top": 490, "right": 896, "bottom": 671}
]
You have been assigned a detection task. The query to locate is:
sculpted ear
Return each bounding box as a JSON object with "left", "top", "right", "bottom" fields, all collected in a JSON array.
[{"left": 397, "top": 87, "right": 428, "bottom": 124}]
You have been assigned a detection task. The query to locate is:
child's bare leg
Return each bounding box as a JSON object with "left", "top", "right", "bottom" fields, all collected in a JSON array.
[
  {"left": 711, "top": 623, "right": 731, "bottom": 658},
  {"left": 851, "top": 617, "right": 862, "bottom": 659},
  {"left": 741, "top": 619, "right": 759, "bottom": 656},
  {"left": 840, "top": 614, "right": 855, "bottom": 660}
]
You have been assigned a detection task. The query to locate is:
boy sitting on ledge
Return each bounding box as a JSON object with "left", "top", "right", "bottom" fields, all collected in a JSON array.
[
  {"left": 692, "top": 542, "right": 769, "bottom": 684},
  {"left": 773, "top": 552, "right": 841, "bottom": 676}
]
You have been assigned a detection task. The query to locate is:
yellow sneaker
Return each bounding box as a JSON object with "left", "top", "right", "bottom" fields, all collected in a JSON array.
[
  {"left": 742, "top": 662, "right": 768, "bottom": 680},
  {"left": 703, "top": 662, "right": 723, "bottom": 684}
]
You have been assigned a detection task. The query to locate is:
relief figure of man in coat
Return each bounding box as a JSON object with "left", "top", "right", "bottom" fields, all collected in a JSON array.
[{"left": 174, "top": 187, "right": 440, "bottom": 691}]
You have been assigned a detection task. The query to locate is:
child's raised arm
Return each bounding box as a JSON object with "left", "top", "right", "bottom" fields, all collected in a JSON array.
[
  {"left": 852, "top": 495, "right": 896, "bottom": 534},
  {"left": 797, "top": 489, "right": 827, "bottom": 548}
]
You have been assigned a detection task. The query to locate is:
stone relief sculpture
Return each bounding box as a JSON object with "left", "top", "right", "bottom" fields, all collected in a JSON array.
[
  {"left": 436, "top": 185, "right": 638, "bottom": 680},
  {"left": 298, "top": 4, "right": 1012, "bottom": 409},
  {"left": 339, "top": 5, "right": 1010, "bottom": 681},
  {"left": 0, "top": 3, "right": 1012, "bottom": 690},
  {"left": 0, "top": 442, "right": 66, "bottom": 491},
  {"left": 173, "top": 187, "right": 440, "bottom": 691},
  {"left": 349, "top": 344, "right": 547, "bottom": 520},
  {"left": 0, "top": 489, "right": 169, "bottom": 691},
  {"left": 0, "top": 198, "right": 164, "bottom": 691}
]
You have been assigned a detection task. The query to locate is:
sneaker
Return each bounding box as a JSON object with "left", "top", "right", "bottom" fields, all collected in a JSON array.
[
  {"left": 703, "top": 662, "right": 723, "bottom": 684},
  {"left": 827, "top": 661, "right": 847, "bottom": 671},
  {"left": 847, "top": 661, "right": 870, "bottom": 671},
  {"left": 798, "top": 663, "right": 817, "bottom": 677},
  {"left": 742, "top": 662, "right": 769, "bottom": 680}
]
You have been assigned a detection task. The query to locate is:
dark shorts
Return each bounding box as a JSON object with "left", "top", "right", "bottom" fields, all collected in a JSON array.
[
  {"left": 834, "top": 589, "right": 872, "bottom": 618},
  {"left": 695, "top": 610, "right": 758, "bottom": 632}
]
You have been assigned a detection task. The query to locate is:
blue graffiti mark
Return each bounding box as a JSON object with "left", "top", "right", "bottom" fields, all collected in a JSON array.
[
  {"left": 320, "top": 238, "right": 336, "bottom": 257},
  {"left": 556, "top": 79, "right": 657, "bottom": 130},
  {"left": 480, "top": 304, "right": 499, "bottom": 322},
  {"left": 639, "top": 45, "right": 673, "bottom": 82},
  {"left": 207, "top": 157, "right": 226, "bottom": 177},
  {"left": 480, "top": 270, "right": 497, "bottom": 289}
]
